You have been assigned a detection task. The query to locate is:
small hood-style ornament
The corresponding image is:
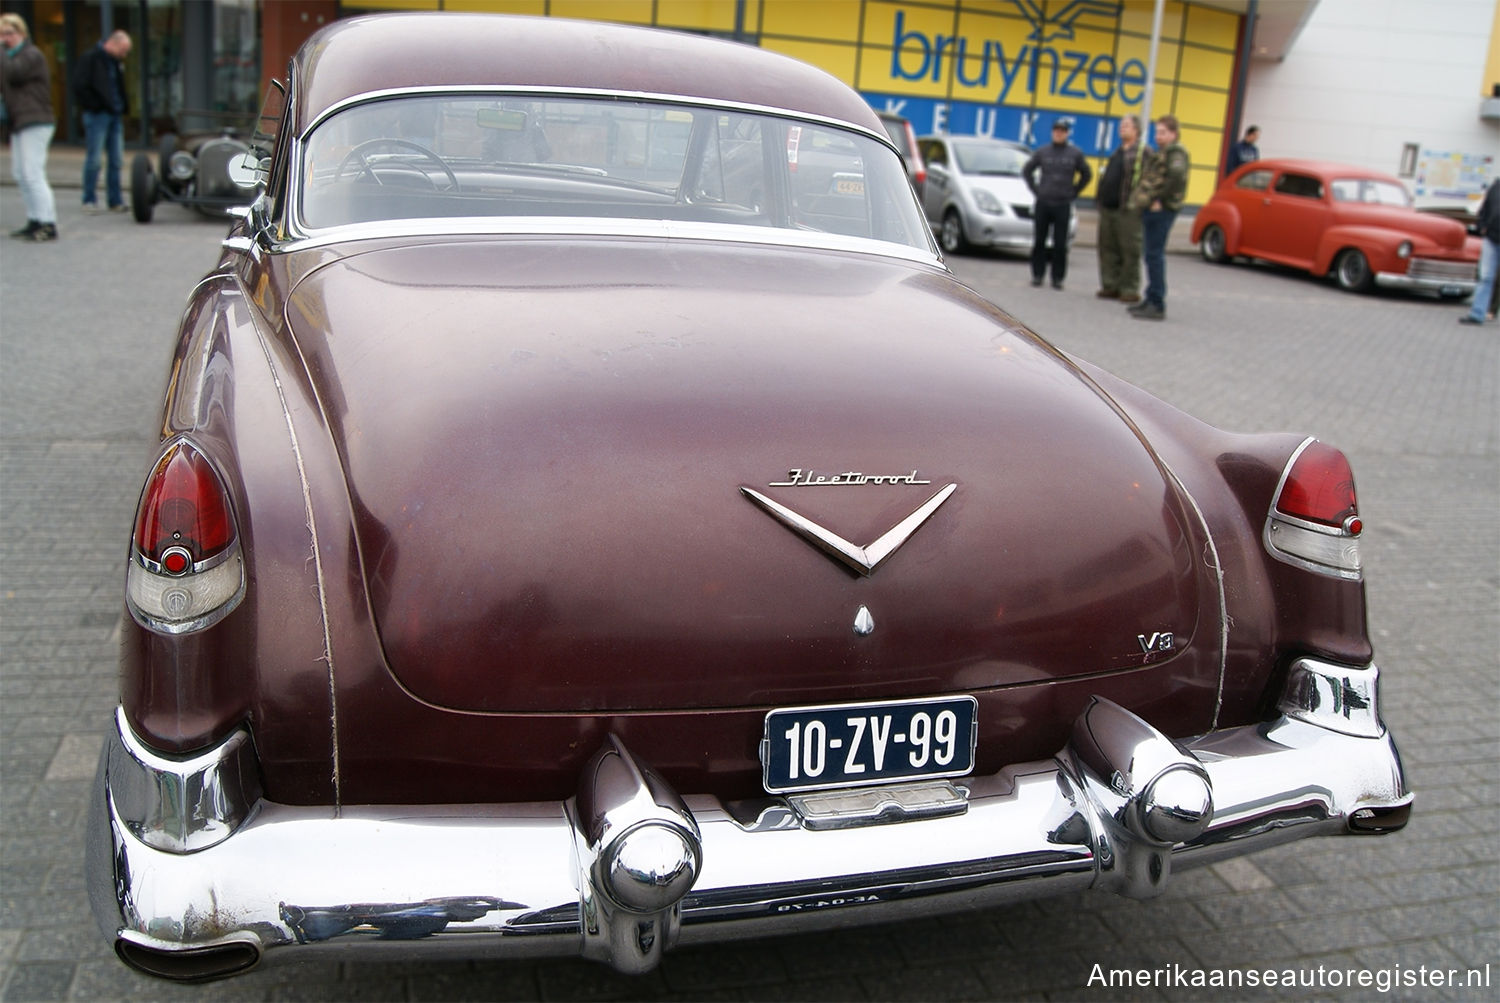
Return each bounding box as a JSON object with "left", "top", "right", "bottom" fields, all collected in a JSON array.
[
  {"left": 740, "top": 482, "right": 957, "bottom": 577},
  {"left": 853, "top": 606, "right": 875, "bottom": 635}
]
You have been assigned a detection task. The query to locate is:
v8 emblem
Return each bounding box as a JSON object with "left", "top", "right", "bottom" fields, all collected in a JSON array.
[{"left": 1137, "top": 631, "right": 1174, "bottom": 654}]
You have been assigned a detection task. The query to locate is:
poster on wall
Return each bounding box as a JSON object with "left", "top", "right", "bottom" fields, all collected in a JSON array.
[{"left": 1413, "top": 151, "right": 1496, "bottom": 211}]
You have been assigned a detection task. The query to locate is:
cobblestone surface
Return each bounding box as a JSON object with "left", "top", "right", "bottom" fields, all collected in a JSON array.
[{"left": 1, "top": 186, "right": 1495, "bottom": 1001}]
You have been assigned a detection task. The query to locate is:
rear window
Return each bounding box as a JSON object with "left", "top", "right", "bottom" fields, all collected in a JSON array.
[
  {"left": 298, "top": 94, "right": 932, "bottom": 251},
  {"left": 1330, "top": 178, "right": 1411, "bottom": 207}
]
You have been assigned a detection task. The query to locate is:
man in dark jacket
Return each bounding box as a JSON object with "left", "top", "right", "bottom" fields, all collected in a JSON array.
[
  {"left": 1225, "top": 125, "right": 1259, "bottom": 175},
  {"left": 1459, "top": 179, "right": 1499, "bottom": 326},
  {"left": 1094, "top": 115, "right": 1143, "bottom": 303},
  {"left": 73, "top": 29, "right": 131, "bottom": 211},
  {"left": 1022, "top": 117, "right": 1092, "bottom": 290}
]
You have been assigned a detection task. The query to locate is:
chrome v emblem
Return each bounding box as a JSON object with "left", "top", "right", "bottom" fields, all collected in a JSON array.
[{"left": 740, "top": 483, "right": 957, "bottom": 576}]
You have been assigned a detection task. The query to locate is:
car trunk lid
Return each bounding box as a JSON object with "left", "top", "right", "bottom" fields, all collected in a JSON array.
[{"left": 285, "top": 237, "right": 1206, "bottom": 713}]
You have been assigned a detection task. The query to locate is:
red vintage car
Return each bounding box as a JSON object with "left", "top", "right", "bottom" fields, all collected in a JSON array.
[
  {"left": 87, "top": 13, "right": 1410, "bottom": 982},
  {"left": 1192, "top": 158, "right": 1480, "bottom": 294}
]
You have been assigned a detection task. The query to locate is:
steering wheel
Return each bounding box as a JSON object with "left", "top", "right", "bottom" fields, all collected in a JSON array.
[{"left": 336, "top": 138, "right": 459, "bottom": 191}]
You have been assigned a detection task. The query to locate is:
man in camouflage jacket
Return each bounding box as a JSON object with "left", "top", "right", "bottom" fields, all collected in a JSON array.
[{"left": 1128, "top": 115, "right": 1190, "bottom": 320}]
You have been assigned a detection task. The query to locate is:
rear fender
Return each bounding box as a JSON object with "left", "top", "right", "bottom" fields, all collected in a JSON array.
[
  {"left": 122, "top": 268, "right": 339, "bottom": 803},
  {"left": 1066, "top": 359, "right": 1372, "bottom": 727}
]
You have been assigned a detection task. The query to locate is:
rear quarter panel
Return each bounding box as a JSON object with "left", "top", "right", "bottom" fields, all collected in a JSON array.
[
  {"left": 122, "top": 244, "right": 342, "bottom": 803},
  {"left": 1070, "top": 359, "right": 1373, "bottom": 726}
]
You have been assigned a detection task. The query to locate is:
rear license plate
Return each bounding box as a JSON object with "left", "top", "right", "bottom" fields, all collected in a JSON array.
[{"left": 762, "top": 696, "right": 977, "bottom": 794}]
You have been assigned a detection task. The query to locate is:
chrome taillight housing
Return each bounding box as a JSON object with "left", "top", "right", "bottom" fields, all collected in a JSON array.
[
  {"left": 1264, "top": 438, "right": 1362, "bottom": 580},
  {"left": 126, "top": 439, "right": 245, "bottom": 634}
]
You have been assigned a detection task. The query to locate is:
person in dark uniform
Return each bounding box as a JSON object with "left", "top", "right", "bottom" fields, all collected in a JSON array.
[{"left": 1022, "top": 117, "right": 1092, "bottom": 290}]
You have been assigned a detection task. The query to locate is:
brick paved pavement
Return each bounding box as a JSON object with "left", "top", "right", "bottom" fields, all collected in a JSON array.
[{"left": 1, "top": 186, "right": 1495, "bottom": 1001}]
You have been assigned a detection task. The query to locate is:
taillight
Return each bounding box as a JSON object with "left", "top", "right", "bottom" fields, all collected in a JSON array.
[
  {"left": 1264, "top": 438, "right": 1362, "bottom": 579},
  {"left": 126, "top": 439, "right": 245, "bottom": 633}
]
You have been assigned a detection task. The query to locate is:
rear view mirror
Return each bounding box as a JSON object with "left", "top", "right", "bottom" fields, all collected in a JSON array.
[{"left": 226, "top": 152, "right": 263, "bottom": 190}]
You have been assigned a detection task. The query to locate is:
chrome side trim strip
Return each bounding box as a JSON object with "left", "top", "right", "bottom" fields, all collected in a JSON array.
[{"left": 1155, "top": 456, "right": 1230, "bottom": 728}]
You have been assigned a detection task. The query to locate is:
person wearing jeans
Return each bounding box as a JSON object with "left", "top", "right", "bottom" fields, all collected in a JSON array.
[
  {"left": 1460, "top": 180, "right": 1498, "bottom": 326},
  {"left": 1128, "top": 115, "right": 1191, "bottom": 321},
  {"left": 73, "top": 30, "right": 132, "bottom": 211},
  {"left": 0, "top": 13, "right": 59, "bottom": 241}
]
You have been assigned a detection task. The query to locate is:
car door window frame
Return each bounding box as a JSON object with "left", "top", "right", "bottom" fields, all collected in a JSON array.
[
  {"left": 1272, "top": 172, "right": 1324, "bottom": 200},
  {"left": 1235, "top": 169, "right": 1272, "bottom": 192}
]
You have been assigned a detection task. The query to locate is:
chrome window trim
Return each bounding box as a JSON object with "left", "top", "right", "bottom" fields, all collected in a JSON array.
[
  {"left": 298, "top": 85, "right": 893, "bottom": 150},
  {"left": 282, "top": 85, "right": 936, "bottom": 259},
  {"left": 276, "top": 216, "right": 946, "bottom": 266}
]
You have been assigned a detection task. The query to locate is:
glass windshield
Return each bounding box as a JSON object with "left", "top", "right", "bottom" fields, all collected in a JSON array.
[
  {"left": 951, "top": 140, "right": 1027, "bottom": 176},
  {"left": 1330, "top": 178, "right": 1411, "bottom": 207},
  {"left": 298, "top": 94, "right": 932, "bottom": 251}
]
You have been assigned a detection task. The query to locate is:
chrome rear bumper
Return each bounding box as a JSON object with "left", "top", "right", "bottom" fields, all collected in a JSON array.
[{"left": 87, "top": 657, "right": 1409, "bottom": 981}]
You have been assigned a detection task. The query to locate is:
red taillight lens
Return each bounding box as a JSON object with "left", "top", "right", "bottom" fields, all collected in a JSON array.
[
  {"left": 132, "top": 442, "right": 235, "bottom": 567},
  {"left": 1265, "top": 439, "right": 1362, "bottom": 580},
  {"left": 1274, "top": 440, "right": 1359, "bottom": 531},
  {"left": 127, "top": 439, "right": 245, "bottom": 633}
]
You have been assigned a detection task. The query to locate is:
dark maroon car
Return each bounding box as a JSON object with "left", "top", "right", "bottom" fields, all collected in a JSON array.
[{"left": 87, "top": 13, "right": 1410, "bottom": 982}]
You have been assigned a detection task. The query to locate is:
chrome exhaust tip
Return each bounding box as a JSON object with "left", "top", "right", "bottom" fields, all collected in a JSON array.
[{"left": 115, "top": 932, "right": 261, "bottom": 982}]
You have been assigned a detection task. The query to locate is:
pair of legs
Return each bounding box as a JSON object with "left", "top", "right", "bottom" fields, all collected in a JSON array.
[
  {"left": 9, "top": 123, "right": 57, "bottom": 236},
  {"left": 1096, "top": 206, "right": 1141, "bottom": 299},
  {"left": 1030, "top": 201, "right": 1071, "bottom": 286},
  {"left": 1462, "top": 237, "right": 1497, "bottom": 324},
  {"left": 82, "top": 109, "right": 125, "bottom": 208},
  {"left": 1141, "top": 208, "right": 1178, "bottom": 310}
]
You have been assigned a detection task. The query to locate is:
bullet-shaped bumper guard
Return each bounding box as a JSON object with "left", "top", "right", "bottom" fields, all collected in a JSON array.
[{"left": 88, "top": 657, "right": 1410, "bottom": 981}]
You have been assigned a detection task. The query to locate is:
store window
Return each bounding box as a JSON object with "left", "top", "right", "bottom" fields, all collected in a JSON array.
[{"left": 211, "top": 0, "right": 258, "bottom": 117}]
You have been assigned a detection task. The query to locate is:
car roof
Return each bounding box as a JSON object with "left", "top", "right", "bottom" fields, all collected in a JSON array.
[
  {"left": 1238, "top": 158, "right": 1402, "bottom": 183},
  {"left": 920, "top": 134, "right": 1030, "bottom": 151},
  {"left": 291, "top": 13, "right": 884, "bottom": 137}
]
